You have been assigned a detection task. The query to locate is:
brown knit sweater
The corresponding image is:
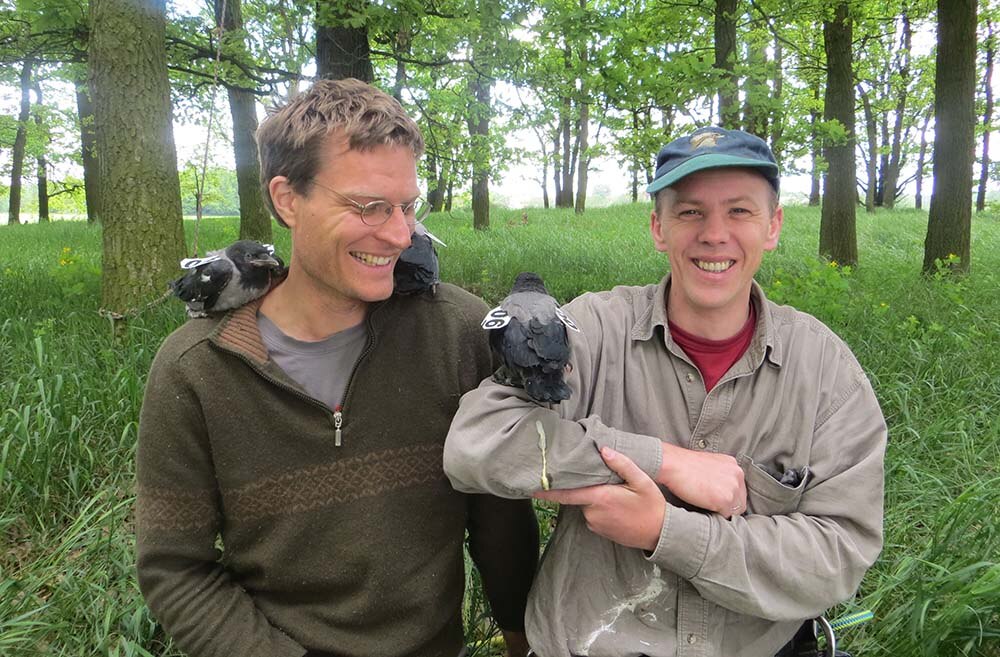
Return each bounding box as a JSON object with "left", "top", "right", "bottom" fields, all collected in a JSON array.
[{"left": 135, "top": 284, "right": 538, "bottom": 657}]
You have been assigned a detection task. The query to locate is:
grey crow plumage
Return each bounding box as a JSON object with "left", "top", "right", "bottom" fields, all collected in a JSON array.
[
  {"left": 171, "top": 240, "right": 284, "bottom": 317},
  {"left": 393, "top": 223, "right": 442, "bottom": 296},
  {"left": 483, "top": 272, "right": 577, "bottom": 403}
]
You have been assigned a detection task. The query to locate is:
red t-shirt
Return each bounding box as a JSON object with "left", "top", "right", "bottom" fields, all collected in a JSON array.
[{"left": 668, "top": 304, "right": 757, "bottom": 392}]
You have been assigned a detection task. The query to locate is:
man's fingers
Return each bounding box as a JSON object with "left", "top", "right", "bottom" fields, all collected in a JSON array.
[
  {"left": 534, "top": 486, "right": 601, "bottom": 505},
  {"left": 599, "top": 446, "right": 649, "bottom": 487}
]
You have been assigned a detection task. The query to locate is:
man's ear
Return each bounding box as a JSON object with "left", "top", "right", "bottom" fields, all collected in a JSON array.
[
  {"left": 764, "top": 205, "right": 783, "bottom": 251},
  {"left": 269, "top": 176, "right": 298, "bottom": 228},
  {"left": 650, "top": 209, "right": 669, "bottom": 253}
]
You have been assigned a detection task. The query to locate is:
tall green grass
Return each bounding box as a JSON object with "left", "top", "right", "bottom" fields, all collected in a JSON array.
[{"left": 1, "top": 206, "right": 998, "bottom": 656}]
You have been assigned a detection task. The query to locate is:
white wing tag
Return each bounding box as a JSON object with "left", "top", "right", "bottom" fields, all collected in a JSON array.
[
  {"left": 556, "top": 308, "right": 581, "bottom": 332},
  {"left": 263, "top": 244, "right": 275, "bottom": 255},
  {"left": 179, "top": 254, "right": 223, "bottom": 270},
  {"left": 481, "top": 306, "right": 512, "bottom": 330}
]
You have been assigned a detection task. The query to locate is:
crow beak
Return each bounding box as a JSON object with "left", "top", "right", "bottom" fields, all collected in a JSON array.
[{"left": 250, "top": 255, "right": 281, "bottom": 268}]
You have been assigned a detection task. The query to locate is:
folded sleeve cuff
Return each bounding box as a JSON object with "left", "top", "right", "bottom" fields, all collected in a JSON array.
[
  {"left": 589, "top": 426, "right": 663, "bottom": 483},
  {"left": 647, "top": 504, "right": 711, "bottom": 579}
]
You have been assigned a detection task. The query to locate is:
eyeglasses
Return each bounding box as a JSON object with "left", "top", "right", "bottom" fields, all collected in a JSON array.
[{"left": 309, "top": 180, "right": 429, "bottom": 226}]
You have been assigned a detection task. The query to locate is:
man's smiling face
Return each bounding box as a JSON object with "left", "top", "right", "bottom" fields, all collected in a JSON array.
[{"left": 651, "top": 167, "right": 782, "bottom": 338}]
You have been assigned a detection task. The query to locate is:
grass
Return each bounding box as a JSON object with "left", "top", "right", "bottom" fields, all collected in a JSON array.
[{"left": 1, "top": 204, "right": 998, "bottom": 656}]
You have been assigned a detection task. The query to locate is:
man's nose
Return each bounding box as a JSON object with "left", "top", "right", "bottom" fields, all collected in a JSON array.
[
  {"left": 377, "top": 206, "right": 413, "bottom": 249},
  {"left": 698, "top": 211, "right": 729, "bottom": 243}
]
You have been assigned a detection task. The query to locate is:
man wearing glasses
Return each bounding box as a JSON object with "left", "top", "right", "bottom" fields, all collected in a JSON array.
[{"left": 135, "top": 79, "right": 538, "bottom": 657}]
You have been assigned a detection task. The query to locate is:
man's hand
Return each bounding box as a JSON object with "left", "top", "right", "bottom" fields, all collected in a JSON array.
[
  {"left": 658, "top": 442, "right": 747, "bottom": 518},
  {"left": 534, "top": 447, "right": 665, "bottom": 552},
  {"left": 501, "top": 629, "right": 530, "bottom": 657}
]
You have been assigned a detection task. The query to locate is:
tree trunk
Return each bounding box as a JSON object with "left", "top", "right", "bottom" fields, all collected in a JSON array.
[
  {"left": 75, "top": 75, "right": 101, "bottom": 224},
  {"left": 977, "top": 20, "right": 994, "bottom": 212},
  {"left": 883, "top": 12, "right": 911, "bottom": 209},
  {"left": 33, "top": 82, "right": 49, "bottom": 223},
  {"left": 467, "top": 72, "right": 491, "bottom": 230},
  {"left": 808, "top": 79, "right": 821, "bottom": 206},
  {"left": 315, "top": 3, "right": 373, "bottom": 82},
  {"left": 858, "top": 84, "right": 877, "bottom": 213},
  {"left": 574, "top": 78, "right": 589, "bottom": 214},
  {"left": 770, "top": 36, "right": 784, "bottom": 161},
  {"left": 427, "top": 154, "right": 443, "bottom": 212},
  {"left": 714, "top": 0, "right": 739, "bottom": 129},
  {"left": 552, "top": 131, "right": 562, "bottom": 205},
  {"left": 216, "top": 0, "right": 272, "bottom": 243},
  {"left": 90, "top": 0, "right": 185, "bottom": 314},
  {"left": 819, "top": 3, "right": 857, "bottom": 266},
  {"left": 915, "top": 111, "right": 931, "bottom": 210},
  {"left": 742, "top": 36, "right": 768, "bottom": 138},
  {"left": 924, "top": 0, "right": 976, "bottom": 274},
  {"left": 7, "top": 58, "right": 33, "bottom": 226},
  {"left": 559, "top": 93, "right": 573, "bottom": 207}
]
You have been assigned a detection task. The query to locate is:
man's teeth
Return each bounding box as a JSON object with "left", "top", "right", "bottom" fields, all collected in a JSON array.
[
  {"left": 696, "top": 260, "right": 734, "bottom": 273},
  {"left": 352, "top": 252, "right": 392, "bottom": 266}
]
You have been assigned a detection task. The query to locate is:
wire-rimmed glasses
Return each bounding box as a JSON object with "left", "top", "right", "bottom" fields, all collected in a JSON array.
[{"left": 309, "top": 180, "right": 429, "bottom": 226}]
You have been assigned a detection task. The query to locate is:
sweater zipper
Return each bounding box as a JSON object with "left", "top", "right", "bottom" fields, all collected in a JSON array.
[
  {"left": 331, "top": 308, "right": 379, "bottom": 447},
  {"left": 214, "top": 301, "right": 384, "bottom": 448},
  {"left": 333, "top": 405, "right": 343, "bottom": 447}
]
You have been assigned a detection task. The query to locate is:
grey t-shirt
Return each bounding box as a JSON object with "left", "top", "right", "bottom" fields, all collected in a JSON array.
[{"left": 257, "top": 312, "right": 366, "bottom": 410}]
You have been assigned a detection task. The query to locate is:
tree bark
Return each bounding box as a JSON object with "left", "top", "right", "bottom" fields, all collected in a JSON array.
[
  {"left": 714, "top": 0, "right": 739, "bottom": 129},
  {"left": 915, "top": 111, "right": 931, "bottom": 210},
  {"left": 883, "top": 12, "right": 911, "bottom": 209},
  {"left": 33, "top": 82, "right": 49, "bottom": 223},
  {"left": 741, "top": 36, "right": 768, "bottom": 138},
  {"left": 215, "top": 0, "right": 272, "bottom": 243},
  {"left": 315, "top": 3, "right": 374, "bottom": 82},
  {"left": 467, "top": 71, "right": 491, "bottom": 230},
  {"left": 858, "top": 84, "right": 877, "bottom": 213},
  {"left": 552, "top": 131, "right": 562, "bottom": 205},
  {"left": 809, "top": 79, "right": 821, "bottom": 206},
  {"left": 75, "top": 75, "right": 101, "bottom": 224},
  {"left": 924, "top": 0, "right": 977, "bottom": 274},
  {"left": 559, "top": 87, "right": 573, "bottom": 207},
  {"left": 7, "top": 58, "right": 33, "bottom": 226},
  {"left": 977, "top": 20, "right": 994, "bottom": 212},
  {"left": 574, "top": 59, "right": 590, "bottom": 215},
  {"left": 90, "top": 0, "right": 185, "bottom": 314},
  {"left": 819, "top": 3, "right": 857, "bottom": 266},
  {"left": 770, "top": 36, "right": 784, "bottom": 161}
]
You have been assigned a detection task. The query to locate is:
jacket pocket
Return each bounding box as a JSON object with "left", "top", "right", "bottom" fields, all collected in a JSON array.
[{"left": 737, "top": 454, "right": 809, "bottom": 516}]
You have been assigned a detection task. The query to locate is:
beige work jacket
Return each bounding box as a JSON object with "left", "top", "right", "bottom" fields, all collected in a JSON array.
[{"left": 444, "top": 276, "right": 885, "bottom": 657}]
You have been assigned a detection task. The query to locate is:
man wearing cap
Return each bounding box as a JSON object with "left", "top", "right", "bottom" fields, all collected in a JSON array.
[{"left": 444, "top": 127, "right": 886, "bottom": 657}]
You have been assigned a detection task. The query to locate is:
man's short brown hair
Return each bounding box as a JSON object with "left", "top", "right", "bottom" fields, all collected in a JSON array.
[{"left": 256, "top": 78, "right": 425, "bottom": 226}]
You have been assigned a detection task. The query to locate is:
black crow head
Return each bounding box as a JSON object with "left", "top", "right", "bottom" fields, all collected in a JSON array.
[
  {"left": 226, "top": 240, "right": 282, "bottom": 273},
  {"left": 511, "top": 272, "right": 549, "bottom": 296}
]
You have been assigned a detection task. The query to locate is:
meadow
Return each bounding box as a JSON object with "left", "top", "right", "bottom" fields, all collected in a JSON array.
[{"left": 0, "top": 204, "right": 998, "bottom": 656}]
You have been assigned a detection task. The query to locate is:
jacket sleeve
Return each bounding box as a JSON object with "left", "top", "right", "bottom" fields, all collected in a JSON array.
[
  {"left": 648, "top": 365, "right": 886, "bottom": 621},
  {"left": 135, "top": 348, "right": 305, "bottom": 657},
  {"left": 444, "top": 297, "right": 663, "bottom": 498}
]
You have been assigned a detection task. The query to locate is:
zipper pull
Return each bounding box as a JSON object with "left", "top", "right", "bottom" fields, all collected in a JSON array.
[{"left": 333, "top": 405, "right": 343, "bottom": 447}]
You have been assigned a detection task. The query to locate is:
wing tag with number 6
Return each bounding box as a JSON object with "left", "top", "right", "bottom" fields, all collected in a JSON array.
[
  {"left": 179, "top": 254, "right": 224, "bottom": 270},
  {"left": 481, "top": 307, "right": 512, "bottom": 330}
]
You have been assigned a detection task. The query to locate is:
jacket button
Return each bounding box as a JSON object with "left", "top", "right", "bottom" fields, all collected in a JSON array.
[
  {"left": 687, "top": 633, "right": 698, "bottom": 644},
  {"left": 686, "top": 372, "right": 694, "bottom": 382},
  {"left": 696, "top": 439, "right": 707, "bottom": 449}
]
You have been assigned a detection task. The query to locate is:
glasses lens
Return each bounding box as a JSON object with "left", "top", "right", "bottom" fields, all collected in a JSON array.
[{"left": 360, "top": 201, "right": 394, "bottom": 225}]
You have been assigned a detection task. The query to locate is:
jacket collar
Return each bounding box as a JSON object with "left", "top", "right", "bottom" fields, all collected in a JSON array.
[{"left": 630, "top": 274, "right": 782, "bottom": 368}]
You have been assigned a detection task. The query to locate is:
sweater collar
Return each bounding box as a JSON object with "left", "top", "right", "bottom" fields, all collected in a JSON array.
[
  {"left": 630, "top": 274, "right": 782, "bottom": 368},
  {"left": 209, "top": 288, "right": 390, "bottom": 367}
]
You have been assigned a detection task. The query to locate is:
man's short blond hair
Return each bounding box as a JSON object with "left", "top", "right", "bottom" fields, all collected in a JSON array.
[{"left": 256, "top": 78, "right": 425, "bottom": 226}]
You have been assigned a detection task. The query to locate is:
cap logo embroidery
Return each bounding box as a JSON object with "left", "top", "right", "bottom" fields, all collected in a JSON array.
[{"left": 690, "top": 132, "right": 723, "bottom": 150}]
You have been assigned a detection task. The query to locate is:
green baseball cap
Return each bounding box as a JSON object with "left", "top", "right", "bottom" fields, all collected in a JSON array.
[{"left": 646, "top": 127, "right": 780, "bottom": 195}]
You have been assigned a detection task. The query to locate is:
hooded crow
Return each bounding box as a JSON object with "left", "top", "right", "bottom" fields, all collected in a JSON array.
[
  {"left": 482, "top": 272, "right": 578, "bottom": 403},
  {"left": 171, "top": 240, "right": 284, "bottom": 317},
  {"left": 393, "top": 223, "right": 444, "bottom": 296}
]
